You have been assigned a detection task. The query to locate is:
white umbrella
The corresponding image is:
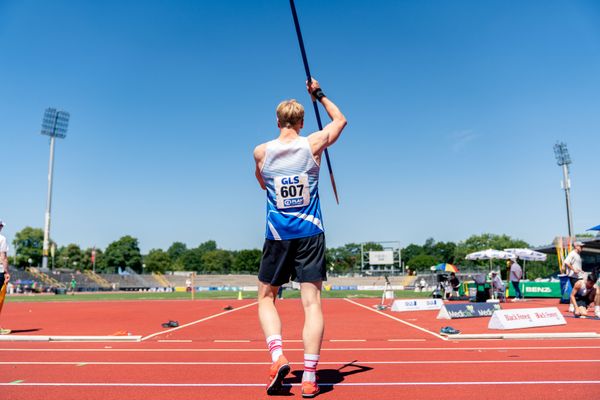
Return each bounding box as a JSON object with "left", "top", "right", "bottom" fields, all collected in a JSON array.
[
  {"left": 465, "top": 249, "right": 516, "bottom": 262},
  {"left": 465, "top": 249, "right": 516, "bottom": 273},
  {"left": 504, "top": 248, "right": 547, "bottom": 262},
  {"left": 465, "top": 249, "right": 516, "bottom": 299}
]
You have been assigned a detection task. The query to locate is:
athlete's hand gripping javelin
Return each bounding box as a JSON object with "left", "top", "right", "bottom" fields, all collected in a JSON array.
[{"left": 305, "top": 78, "right": 347, "bottom": 167}]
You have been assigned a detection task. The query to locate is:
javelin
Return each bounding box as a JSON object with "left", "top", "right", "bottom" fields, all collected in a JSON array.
[{"left": 289, "top": 0, "right": 340, "bottom": 204}]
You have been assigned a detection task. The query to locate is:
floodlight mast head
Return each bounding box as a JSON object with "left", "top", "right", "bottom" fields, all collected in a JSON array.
[
  {"left": 41, "top": 108, "right": 70, "bottom": 138},
  {"left": 553, "top": 141, "right": 574, "bottom": 238},
  {"left": 553, "top": 141, "right": 571, "bottom": 167},
  {"left": 40, "top": 107, "right": 70, "bottom": 270}
]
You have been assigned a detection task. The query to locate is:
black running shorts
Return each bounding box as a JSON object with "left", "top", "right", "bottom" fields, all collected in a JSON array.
[{"left": 258, "top": 233, "right": 326, "bottom": 286}]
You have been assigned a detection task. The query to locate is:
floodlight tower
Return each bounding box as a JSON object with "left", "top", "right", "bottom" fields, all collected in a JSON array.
[
  {"left": 553, "top": 142, "right": 574, "bottom": 238},
  {"left": 40, "top": 108, "right": 70, "bottom": 269}
]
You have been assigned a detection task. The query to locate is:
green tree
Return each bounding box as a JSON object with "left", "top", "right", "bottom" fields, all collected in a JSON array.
[
  {"left": 179, "top": 248, "right": 203, "bottom": 271},
  {"left": 81, "top": 248, "right": 103, "bottom": 271},
  {"left": 12, "top": 227, "right": 47, "bottom": 267},
  {"left": 197, "top": 240, "right": 217, "bottom": 253},
  {"left": 326, "top": 247, "right": 354, "bottom": 274},
  {"left": 431, "top": 241, "right": 457, "bottom": 264},
  {"left": 57, "top": 243, "right": 84, "bottom": 270},
  {"left": 402, "top": 244, "right": 424, "bottom": 265},
  {"left": 102, "top": 235, "right": 143, "bottom": 273},
  {"left": 177, "top": 241, "right": 220, "bottom": 272},
  {"left": 522, "top": 254, "right": 558, "bottom": 280},
  {"left": 202, "top": 250, "right": 233, "bottom": 274},
  {"left": 363, "top": 242, "right": 384, "bottom": 252},
  {"left": 327, "top": 243, "right": 360, "bottom": 274},
  {"left": 454, "top": 233, "right": 529, "bottom": 278},
  {"left": 167, "top": 242, "right": 187, "bottom": 263},
  {"left": 406, "top": 254, "right": 438, "bottom": 272},
  {"left": 454, "top": 233, "right": 529, "bottom": 262},
  {"left": 144, "top": 249, "right": 172, "bottom": 273},
  {"left": 232, "top": 249, "right": 261, "bottom": 273}
]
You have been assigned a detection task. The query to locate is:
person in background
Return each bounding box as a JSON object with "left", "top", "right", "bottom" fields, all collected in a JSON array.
[
  {"left": 448, "top": 272, "right": 460, "bottom": 299},
  {"left": 570, "top": 273, "right": 600, "bottom": 318},
  {"left": 508, "top": 259, "right": 523, "bottom": 302},
  {"left": 564, "top": 241, "right": 584, "bottom": 289},
  {"left": 0, "top": 220, "right": 11, "bottom": 335},
  {"left": 564, "top": 241, "right": 585, "bottom": 312},
  {"left": 70, "top": 275, "right": 77, "bottom": 295},
  {"left": 490, "top": 271, "right": 506, "bottom": 302}
]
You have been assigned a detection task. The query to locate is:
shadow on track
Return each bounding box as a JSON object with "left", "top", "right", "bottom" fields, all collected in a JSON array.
[
  {"left": 7, "top": 328, "right": 42, "bottom": 334},
  {"left": 281, "top": 360, "right": 373, "bottom": 395}
]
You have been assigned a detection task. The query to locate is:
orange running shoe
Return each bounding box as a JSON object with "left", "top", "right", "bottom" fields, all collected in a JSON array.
[
  {"left": 266, "top": 355, "right": 290, "bottom": 395},
  {"left": 301, "top": 380, "right": 320, "bottom": 398}
]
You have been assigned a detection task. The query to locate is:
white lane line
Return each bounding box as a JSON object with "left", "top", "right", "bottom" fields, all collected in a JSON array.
[
  {"left": 388, "top": 339, "right": 427, "bottom": 342},
  {"left": 2, "top": 359, "right": 600, "bottom": 366},
  {"left": 2, "top": 380, "right": 599, "bottom": 387},
  {"left": 141, "top": 301, "right": 258, "bottom": 341},
  {"left": 213, "top": 339, "right": 368, "bottom": 343},
  {"left": 214, "top": 340, "right": 251, "bottom": 343},
  {"left": 2, "top": 346, "right": 600, "bottom": 352},
  {"left": 157, "top": 340, "right": 192, "bottom": 343},
  {"left": 343, "top": 298, "right": 447, "bottom": 341}
]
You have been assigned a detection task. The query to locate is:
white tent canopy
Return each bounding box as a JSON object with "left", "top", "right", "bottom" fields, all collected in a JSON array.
[
  {"left": 504, "top": 248, "right": 547, "bottom": 280},
  {"left": 504, "top": 248, "right": 547, "bottom": 261},
  {"left": 465, "top": 249, "right": 517, "bottom": 261},
  {"left": 465, "top": 249, "right": 517, "bottom": 272}
]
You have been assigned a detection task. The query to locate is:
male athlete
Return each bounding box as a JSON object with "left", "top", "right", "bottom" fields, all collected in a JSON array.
[
  {"left": 0, "top": 220, "right": 11, "bottom": 335},
  {"left": 570, "top": 273, "right": 600, "bottom": 318},
  {"left": 254, "top": 78, "right": 346, "bottom": 397}
]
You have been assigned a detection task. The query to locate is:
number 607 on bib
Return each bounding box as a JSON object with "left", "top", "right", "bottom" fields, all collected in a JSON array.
[{"left": 274, "top": 174, "right": 310, "bottom": 209}]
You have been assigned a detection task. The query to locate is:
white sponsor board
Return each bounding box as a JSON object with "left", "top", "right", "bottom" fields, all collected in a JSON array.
[
  {"left": 356, "top": 285, "right": 405, "bottom": 291},
  {"left": 369, "top": 250, "right": 394, "bottom": 265},
  {"left": 488, "top": 307, "right": 566, "bottom": 330},
  {"left": 391, "top": 298, "right": 444, "bottom": 312},
  {"left": 524, "top": 286, "right": 552, "bottom": 294}
]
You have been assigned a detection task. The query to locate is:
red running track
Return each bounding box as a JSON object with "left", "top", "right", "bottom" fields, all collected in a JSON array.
[{"left": 1, "top": 298, "right": 599, "bottom": 399}]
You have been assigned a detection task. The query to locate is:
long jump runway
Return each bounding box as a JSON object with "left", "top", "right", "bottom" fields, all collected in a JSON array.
[{"left": 1, "top": 298, "right": 599, "bottom": 399}]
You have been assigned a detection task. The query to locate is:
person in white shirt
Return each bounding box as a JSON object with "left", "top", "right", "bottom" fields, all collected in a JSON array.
[
  {"left": 564, "top": 241, "right": 584, "bottom": 289},
  {"left": 0, "top": 221, "right": 9, "bottom": 286},
  {"left": 490, "top": 271, "right": 505, "bottom": 302},
  {"left": 0, "top": 220, "right": 11, "bottom": 335},
  {"left": 508, "top": 259, "right": 523, "bottom": 301}
]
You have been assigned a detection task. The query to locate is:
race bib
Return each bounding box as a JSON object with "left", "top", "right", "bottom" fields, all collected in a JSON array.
[{"left": 274, "top": 174, "right": 310, "bottom": 209}]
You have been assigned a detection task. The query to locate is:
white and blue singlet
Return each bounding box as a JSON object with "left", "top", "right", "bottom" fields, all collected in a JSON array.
[{"left": 260, "top": 136, "right": 323, "bottom": 241}]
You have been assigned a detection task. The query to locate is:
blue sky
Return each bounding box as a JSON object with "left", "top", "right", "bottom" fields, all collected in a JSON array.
[{"left": 1, "top": 0, "right": 599, "bottom": 254}]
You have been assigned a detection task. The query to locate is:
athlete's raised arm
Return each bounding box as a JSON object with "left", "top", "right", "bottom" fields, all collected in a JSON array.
[
  {"left": 253, "top": 143, "right": 267, "bottom": 190},
  {"left": 306, "top": 79, "right": 347, "bottom": 160}
]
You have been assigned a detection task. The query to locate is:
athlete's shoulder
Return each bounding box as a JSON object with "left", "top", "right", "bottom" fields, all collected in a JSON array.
[{"left": 253, "top": 142, "right": 268, "bottom": 162}]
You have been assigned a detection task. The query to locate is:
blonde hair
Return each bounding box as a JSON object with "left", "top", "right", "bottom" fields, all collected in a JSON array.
[{"left": 276, "top": 99, "right": 304, "bottom": 128}]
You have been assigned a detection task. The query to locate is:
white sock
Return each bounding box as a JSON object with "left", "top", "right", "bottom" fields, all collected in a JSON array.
[
  {"left": 302, "top": 354, "right": 320, "bottom": 382},
  {"left": 266, "top": 335, "right": 283, "bottom": 362},
  {"left": 595, "top": 306, "right": 600, "bottom": 315},
  {"left": 568, "top": 304, "right": 574, "bottom": 312}
]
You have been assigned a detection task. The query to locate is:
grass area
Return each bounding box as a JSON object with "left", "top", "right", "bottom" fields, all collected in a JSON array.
[{"left": 5, "top": 289, "right": 432, "bottom": 302}]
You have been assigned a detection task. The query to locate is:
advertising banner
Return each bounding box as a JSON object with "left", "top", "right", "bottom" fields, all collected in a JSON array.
[
  {"left": 391, "top": 298, "right": 444, "bottom": 312},
  {"left": 437, "top": 303, "right": 501, "bottom": 319},
  {"left": 488, "top": 307, "right": 566, "bottom": 330}
]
